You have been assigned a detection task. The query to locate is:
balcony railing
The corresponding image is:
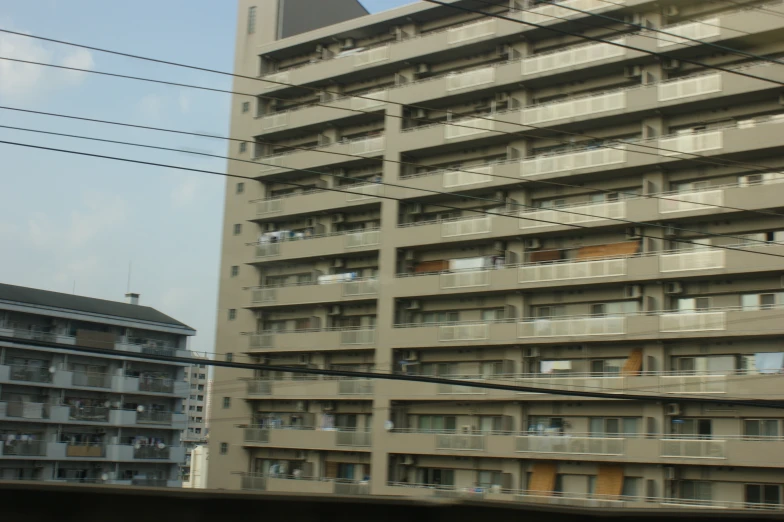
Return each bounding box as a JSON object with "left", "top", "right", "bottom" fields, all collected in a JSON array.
[
  {"left": 518, "top": 315, "right": 626, "bottom": 337},
  {"left": 130, "top": 478, "right": 168, "bottom": 487},
  {"left": 440, "top": 270, "right": 491, "bottom": 289},
  {"left": 518, "top": 200, "right": 626, "bottom": 229},
  {"left": 1, "top": 440, "right": 46, "bottom": 456},
  {"left": 5, "top": 401, "right": 48, "bottom": 419},
  {"left": 336, "top": 429, "right": 372, "bottom": 447},
  {"left": 520, "top": 145, "right": 627, "bottom": 177},
  {"left": 439, "top": 323, "right": 489, "bottom": 341},
  {"left": 519, "top": 0, "right": 625, "bottom": 24},
  {"left": 133, "top": 445, "right": 172, "bottom": 460},
  {"left": 445, "top": 115, "right": 495, "bottom": 139},
  {"left": 136, "top": 410, "right": 173, "bottom": 425},
  {"left": 9, "top": 365, "right": 52, "bottom": 383},
  {"left": 246, "top": 380, "right": 273, "bottom": 395},
  {"left": 515, "top": 434, "right": 624, "bottom": 455},
  {"left": 447, "top": 18, "right": 496, "bottom": 44},
  {"left": 441, "top": 216, "right": 492, "bottom": 237},
  {"left": 658, "top": 17, "right": 721, "bottom": 47},
  {"left": 68, "top": 404, "right": 110, "bottom": 422},
  {"left": 244, "top": 427, "right": 270, "bottom": 444},
  {"left": 658, "top": 73, "right": 722, "bottom": 102},
  {"left": 522, "top": 38, "right": 626, "bottom": 75},
  {"left": 72, "top": 371, "right": 111, "bottom": 388},
  {"left": 138, "top": 376, "right": 175, "bottom": 393},
  {"left": 659, "top": 131, "right": 723, "bottom": 156},
  {"left": 659, "top": 250, "right": 725, "bottom": 272},
  {"left": 522, "top": 90, "right": 626, "bottom": 125},
  {"left": 659, "top": 189, "right": 724, "bottom": 213},
  {"left": 659, "top": 438, "right": 725, "bottom": 459},
  {"left": 519, "top": 257, "right": 627, "bottom": 282},
  {"left": 340, "top": 328, "right": 376, "bottom": 345},
  {"left": 345, "top": 182, "right": 383, "bottom": 201},
  {"left": 65, "top": 443, "right": 105, "bottom": 458},
  {"left": 442, "top": 166, "right": 493, "bottom": 188},
  {"left": 436, "top": 433, "right": 486, "bottom": 451},
  {"left": 338, "top": 379, "right": 374, "bottom": 395},
  {"left": 253, "top": 228, "right": 380, "bottom": 258},
  {"left": 659, "top": 311, "right": 726, "bottom": 332}
]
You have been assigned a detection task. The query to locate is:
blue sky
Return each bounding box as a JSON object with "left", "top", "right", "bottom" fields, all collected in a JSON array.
[{"left": 0, "top": 0, "right": 414, "bottom": 355}]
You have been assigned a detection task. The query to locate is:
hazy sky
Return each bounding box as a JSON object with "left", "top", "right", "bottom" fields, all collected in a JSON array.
[{"left": 0, "top": 0, "right": 415, "bottom": 355}]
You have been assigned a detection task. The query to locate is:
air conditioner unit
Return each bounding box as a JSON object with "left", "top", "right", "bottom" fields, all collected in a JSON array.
[
  {"left": 524, "top": 238, "right": 541, "bottom": 249},
  {"left": 333, "top": 258, "right": 345, "bottom": 268},
  {"left": 323, "top": 401, "right": 336, "bottom": 411},
  {"left": 328, "top": 305, "right": 342, "bottom": 316},
  {"left": 461, "top": 425, "right": 472, "bottom": 434},
  {"left": 664, "top": 466, "right": 677, "bottom": 480},
  {"left": 524, "top": 347, "right": 540, "bottom": 358},
  {"left": 493, "top": 240, "right": 506, "bottom": 252},
  {"left": 626, "top": 226, "right": 643, "bottom": 239},
  {"left": 624, "top": 65, "right": 643, "bottom": 78},
  {"left": 662, "top": 58, "right": 680, "bottom": 71},
  {"left": 412, "top": 108, "right": 428, "bottom": 119},
  {"left": 404, "top": 350, "right": 419, "bottom": 361},
  {"left": 404, "top": 250, "right": 415, "bottom": 261},
  {"left": 342, "top": 38, "right": 355, "bottom": 50},
  {"left": 665, "top": 403, "right": 681, "bottom": 416},
  {"left": 416, "top": 63, "right": 430, "bottom": 74},
  {"left": 295, "top": 400, "right": 307, "bottom": 412},
  {"left": 408, "top": 203, "right": 423, "bottom": 215},
  {"left": 664, "top": 282, "right": 683, "bottom": 295},
  {"left": 406, "top": 300, "right": 421, "bottom": 310},
  {"left": 625, "top": 284, "right": 643, "bottom": 298},
  {"left": 402, "top": 455, "right": 415, "bottom": 466},
  {"left": 332, "top": 213, "right": 345, "bottom": 224}
]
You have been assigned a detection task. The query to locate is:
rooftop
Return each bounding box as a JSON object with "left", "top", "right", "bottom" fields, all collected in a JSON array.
[{"left": 0, "top": 282, "right": 194, "bottom": 331}]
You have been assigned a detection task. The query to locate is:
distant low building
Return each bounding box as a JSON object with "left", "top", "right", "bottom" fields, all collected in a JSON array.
[{"left": 0, "top": 283, "right": 195, "bottom": 487}]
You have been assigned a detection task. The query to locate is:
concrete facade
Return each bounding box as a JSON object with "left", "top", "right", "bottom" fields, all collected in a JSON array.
[{"left": 210, "top": 0, "right": 784, "bottom": 511}]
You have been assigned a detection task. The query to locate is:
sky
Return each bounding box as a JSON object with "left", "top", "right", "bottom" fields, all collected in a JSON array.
[{"left": 0, "top": 0, "right": 414, "bottom": 355}]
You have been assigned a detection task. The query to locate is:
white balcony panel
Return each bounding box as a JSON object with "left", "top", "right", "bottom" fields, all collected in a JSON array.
[
  {"left": 659, "top": 438, "right": 725, "bottom": 458},
  {"left": 522, "top": 39, "right": 626, "bottom": 75},
  {"left": 344, "top": 230, "right": 380, "bottom": 248},
  {"left": 441, "top": 216, "right": 492, "bottom": 238},
  {"left": 659, "top": 190, "right": 724, "bottom": 213},
  {"left": 255, "top": 243, "right": 281, "bottom": 258},
  {"left": 350, "top": 90, "right": 387, "bottom": 110},
  {"left": 435, "top": 434, "right": 485, "bottom": 450},
  {"left": 256, "top": 199, "right": 284, "bottom": 215},
  {"left": 437, "top": 382, "right": 486, "bottom": 395},
  {"left": 659, "top": 250, "right": 725, "bottom": 272},
  {"left": 521, "top": 147, "right": 626, "bottom": 177},
  {"left": 522, "top": 91, "right": 626, "bottom": 125},
  {"left": 519, "top": 258, "right": 627, "bottom": 282},
  {"left": 658, "top": 18, "right": 721, "bottom": 48},
  {"left": 439, "top": 323, "right": 489, "bottom": 341},
  {"left": 349, "top": 136, "right": 385, "bottom": 155},
  {"left": 353, "top": 46, "right": 389, "bottom": 67},
  {"left": 659, "top": 312, "right": 727, "bottom": 332},
  {"left": 658, "top": 74, "right": 722, "bottom": 102},
  {"left": 515, "top": 435, "right": 624, "bottom": 455},
  {"left": 251, "top": 288, "right": 277, "bottom": 304},
  {"left": 259, "top": 155, "right": 285, "bottom": 172},
  {"left": 440, "top": 270, "right": 491, "bottom": 289},
  {"left": 519, "top": 316, "right": 626, "bottom": 337},
  {"left": 442, "top": 166, "right": 493, "bottom": 188},
  {"left": 261, "top": 112, "right": 288, "bottom": 130},
  {"left": 249, "top": 334, "right": 275, "bottom": 350},
  {"left": 346, "top": 183, "right": 383, "bottom": 202},
  {"left": 338, "top": 379, "right": 374, "bottom": 395},
  {"left": 659, "top": 375, "right": 726, "bottom": 394},
  {"left": 519, "top": 0, "right": 625, "bottom": 24},
  {"left": 444, "top": 116, "right": 495, "bottom": 139},
  {"left": 445, "top": 66, "right": 496, "bottom": 92},
  {"left": 262, "top": 71, "right": 290, "bottom": 85},
  {"left": 519, "top": 201, "right": 625, "bottom": 229},
  {"left": 343, "top": 279, "right": 378, "bottom": 296},
  {"left": 341, "top": 329, "right": 376, "bottom": 345},
  {"left": 659, "top": 131, "right": 723, "bottom": 156},
  {"left": 446, "top": 19, "right": 496, "bottom": 44}
]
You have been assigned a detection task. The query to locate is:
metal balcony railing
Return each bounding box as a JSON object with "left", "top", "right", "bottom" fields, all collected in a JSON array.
[
  {"left": 658, "top": 17, "right": 721, "bottom": 47},
  {"left": 435, "top": 433, "right": 486, "bottom": 451},
  {"left": 71, "top": 371, "right": 111, "bottom": 388},
  {"left": 9, "top": 365, "right": 52, "bottom": 383},
  {"left": 133, "top": 445, "right": 172, "bottom": 460},
  {"left": 68, "top": 404, "right": 110, "bottom": 422},
  {"left": 5, "top": 401, "right": 49, "bottom": 419},
  {"left": 335, "top": 429, "right": 372, "bottom": 447},
  {"left": 138, "top": 376, "right": 175, "bottom": 393},
  {"left": 518, "top": 200, "right": 626, "bottom": 228},
  {"left": 1, "top": 440, "right": 46, "bottom": 456},
  {"left": 136, "top": 410, "right": 173, "bottom": 424},
  {"left": 130, "top": 478, "right": 168, "bottom": 487},
  {"left": 515, "top": 434, "right": 624, "bottom": 455},
  {"left": 338, "top": 379, "right": 374, "bottom": 395}
]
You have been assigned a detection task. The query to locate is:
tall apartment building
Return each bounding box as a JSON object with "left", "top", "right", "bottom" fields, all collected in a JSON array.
[
  {"left": 0, "top": 283, "right": 194, "bottom": 486},
  {"left": 181, "top": 354, "right": 209, "bottom": 482},
  {"left": 210, "top": 0, "right": 784, "bottom": 510}
]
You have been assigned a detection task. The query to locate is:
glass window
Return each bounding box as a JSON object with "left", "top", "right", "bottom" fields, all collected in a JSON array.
[
  {"left": 746, "top": 484, "right": 781, "bottom": 508},
  {"left": 417, "top": 415, "right": 456, "bottom": 432},
  {"left": 225, "top": 353, "right": 233, "bottom": 362},
  {"left": 247, "top": 6, "right": 256, "bottom": 34},
  {"left": 242, "top": 102, "right": 250, "bottom": 113},
  {"left": 477, "top": 470, "right": 502, "bottom": 488},
  {"left": 222, "top": 397, "right": 230, "bottom": 409},
  {"left": 742, "top": 293, "right": 782, "bottom": 311},
  {"left": 230, "top": 266, "right": 239, "bottom": 277},
  {"left": 677, "top": 297, "right": 711, "bottom": 312},
  {"left": 239, "top": 142, "right": 247, "bottom": 153},
  {"left": 220, "top": 443, "right": 228, "bottom": 455},
  {"left": 622, "top": 477, "right": 641, "bottom": 498},
  {"left": 535, "top": 305, "right": 565, "bottom": 318},
  {"left": 417, "top": 468, "right": 454, "bottom": 486},
  {"left": 228, "top": 309, "right": 236, "bottom": 320},
  {"left": 422, "top": 311, "right": 459, "bottom": 324},
  {"left": 236, "top": 182, "right": 244, "bottom": 194},
  {"left": 481, "top": 309, "right": 504, "bottom": 321},
  {"left": 478, "top": 416, "right": 502, "bottom": 433},
  {"left": 744, "top": 419, "right": 779, "bottom": 439},
  {"left": 680, "top": 480, "right": 712, "bottom": 501},
  {"left": 233, "top": 223, "right": 242, "bottom": 235}
]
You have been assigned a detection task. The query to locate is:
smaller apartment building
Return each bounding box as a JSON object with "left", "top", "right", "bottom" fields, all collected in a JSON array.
[{"left": 0, "top": 283, "right": 195, "bottom": 487}]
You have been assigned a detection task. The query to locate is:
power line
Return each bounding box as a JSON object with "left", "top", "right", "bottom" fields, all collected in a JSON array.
[
  {"left": 479, "top": 0, "right": 784, "bottom": 65},
  {"left": 4, "top": 334, "right": 783, "bottom": 408},
  {"left": 4, "top": 28, "right": 784, "bottom": 193},
  {"left": 7, "top": 104, "right": 784, "bottom": 227},
  {"left": 3, "top": 131, "right": 784, "bottom": 256}
]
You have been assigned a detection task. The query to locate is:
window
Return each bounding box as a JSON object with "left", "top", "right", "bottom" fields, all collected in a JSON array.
[
  {"left": 742, "top": 293, "right": 781, "bottom": 311},
  {"left": 236, "top": 182, "right": 245, "bottom": 194},
  {"left": 195, "top": 428, "right": 201, "bottom": 434},
  {"left": 744, "top": 419, "right": 779, "bottom": 439},
  {"left": 421, "top": 311, "right": 459, "bottom": 324},
  {"left": 417, "top": 468, "right": 454, "bottom": 486},
  {"left": 197, "top": 394, "right": 204, "bottom": 400},
  {"left": 190, "top": 384, "right": 197, "bottom": 389},
  {"left": 189, "top": 395, "right": 196, "bottom": 400},
  {"left": 242, "top": 102, "right": 250, "bottom": 113},
  {"left": 189, "top": 406, "right": 195, "bottom": 411},
  {"left": 233, "top": 223, "right": 242, "bottom": 235},
  {"left": 416, "top": 415, "right": 457, "bottom": 432},
  {"left": 590, "top": 417, "right": 638, "bottom": 436},
  {"left": 228, "top": 309, "right": 237, "bottom": 320},
  {"left": 239, "top": 142, "right": 247, "bottom": 153},
  {"left": 478, "top": 416, "right": 502, "bottom": 433},
  {"left": 230, "top": 266, "right": 239, "bottom": 277},
  {"left": 746, "top": 484, "right": 781, "bottom": 508},
  {"left": 418, "top": 362, "right": 457, "bottom": 377},
  {"left": 535, "top": 305, "right": 565, "bottom": 319},
  {"left": 590, "top": 301, "right": 638, "bottom": 316},
  {"left": 622, "top": 477, "right": 642, "bottom": 498},
  {"left": 196, "top": 406, "right": 203, "bottom": 412},
  {"left": 477, "top": 470, "right": 502, "bottom": 488},
  {"left": 673, "top": 355, "right": 735, "bottom": 374},
  {"left": 220, "top": 442, "right": 228, "bottom": 455},
  {"left": 679, "top": 480, "right": 712, "bottom": 502},
  {"left": 672, "top": 418, "right": 712, "bottom": 438},
  {"left": 481, "top": 308, "right": 505, "bottom": 321},
  {"left": 677, "top": 297, "right": 711, "bottom": 312},
  {"left": 199, "top": 374, "right": 206, "bottom": 379},
  {"left": 247, "top": 6, "right": 256, "bottom": 34},
  {"left": 198, "top": 385, "right": 205, "bottom": 391},
  {"left": 223, "top": 397, "right": 231, "bottom": 409},
  {"left": 225, "top": 353, "right": 234, "bottom": 362},
  {"left": 590, "top": 358, "right": 626, "bottom": 375}
]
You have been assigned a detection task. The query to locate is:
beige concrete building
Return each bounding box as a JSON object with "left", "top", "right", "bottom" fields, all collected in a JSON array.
[{"left": 209, "top": 0, "right": 784, "bottom": 510}]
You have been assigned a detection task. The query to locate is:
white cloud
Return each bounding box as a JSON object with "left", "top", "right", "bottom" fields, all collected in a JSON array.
[
  {"left": 136, "top": 93, "right": 164, "bottom": 121},
  {"left": 0, "top": 23, "right": 95, "bottom": 102}
]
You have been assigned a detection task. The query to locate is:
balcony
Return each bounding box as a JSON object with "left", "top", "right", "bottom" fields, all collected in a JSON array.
[
  {"left": 518, "top": 315, "right": 626, "bottom": 338},
  {"left": 657, "top": 73, "right": 722, "bottom": 102},
  {"left": 441, "top": 216, "right": 492, "bottom": 238},
  {"left": 242, "top": 427, "right": 372, "bottom": 450},
  {"left": 137, "top": 376, "right": 175, "bottom": 394},
  {"left": 522, "top": 38, "right": 627, "bottom": 76},
  {"left": 252, "top": 229, "right": 380, "bottom": 262},
  {"left": 0, "top": 440, "right": 46, "bottom": 457},
  {"left": 257, "top": 135, "right": 385, "bottom": 175},
  {"left": 136, "top": 410, "right": 173, "bottom": 425},
  {"left": 250, "top": 278, "right": 378, "bottom": 307},
  {"left": 522, "top": 90, "right": 626, "bottom": 125},
  {"left": 254, "top": 184, "right": 382, "bottom": 221},
  {"left": 518, "top": 0, "right": 625, "bottom": 24},
  {"left": 68, "top": 404, "right": 110, "bottom": 422},
  {"left": 71, "top": 371, "right": 111, "bottom": 389},
  {"left": 518, "top": 200, "right": 626, "bottom": 230},
  {"left": 248, "top": 328, "right": 376, "bottom": 352},
  {"left": 240, "top": 473, "right": 369, "bottom": 495},
  {"left": 65, "top": 443, "right": 105, "bottom": 458},
  {"left": 245, "top": 377, "right": 374, "bottom": 398},
  {"left": 659, "top": 250, "right": 725, "bottom": 272},
  {"left": 133, "top": 445, "right": 172, "bottom": 460},
  {"left": 8, "top": 364, "right": 52, "bottom": 384},
  {"left": 515, "top": 434, "right": 624, "bottom": 456},
  {"left": 658, "top": 17, "right": 721, "bottom": 48}
]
